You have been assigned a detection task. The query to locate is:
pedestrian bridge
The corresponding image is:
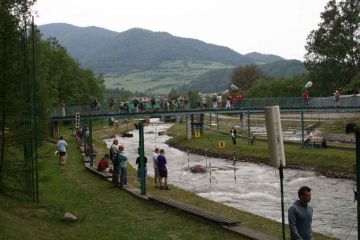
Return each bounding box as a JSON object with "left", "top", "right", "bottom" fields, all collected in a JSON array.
[{"left": 51, "top": 95, "right": 360, "bottom": 121}]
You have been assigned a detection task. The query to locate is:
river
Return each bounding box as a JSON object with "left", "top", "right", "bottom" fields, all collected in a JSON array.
[{"left": 104, "top": 123, "right": 357, "bottom": 239}]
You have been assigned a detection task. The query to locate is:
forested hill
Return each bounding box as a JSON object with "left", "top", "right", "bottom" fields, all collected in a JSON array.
[
  {"left": 39, "top": 23, "right": 284, "bottom": 74},
  {"left": 39, "top": 23, "right": 118, "bottom": 61}
]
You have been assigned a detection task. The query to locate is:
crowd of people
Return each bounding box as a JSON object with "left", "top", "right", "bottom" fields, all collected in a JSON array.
[
  {"left": 102, "top": 139, "right": 169, "bottom": 190},
  {"left": 87, "top": 91, "right": 246, "bottom": 116}
]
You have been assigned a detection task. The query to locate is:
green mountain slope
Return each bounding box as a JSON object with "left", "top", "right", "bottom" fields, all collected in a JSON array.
[
  {"left": 38, "top": 23, "right": 304, "bottom": 94},
  {"left": 39, "top": 23, "right": 118, "bottom": 60},
  {"left": 259, "top": 59, "right": 307, "bottom": 77}
]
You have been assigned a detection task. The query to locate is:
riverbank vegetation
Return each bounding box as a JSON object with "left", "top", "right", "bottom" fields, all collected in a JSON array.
[{"left": 167, "top": 124, "right": 355, "bottom": 179}]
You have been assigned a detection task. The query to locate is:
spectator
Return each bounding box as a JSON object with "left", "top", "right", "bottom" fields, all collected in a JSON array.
[
  {"left": 136, "top": 151, "right": 148, "bottom": 182},
  {"left": 110, "top": 139, "right": 119, "bottom": 186},
  {"left": 97, "top": 154, "right": 111, "bottom": 172},
  {"left": 157, "top": 149, "right": 169, "bottom": 190},
  {"left": 118, "top": 144, "right": 128, "bottom": 188},
  {"left": 303, "top": 90, "right": 309, "bottom": 106},
  {"left": 56, "top": 136, "right": 68, "bottom": 166},
  {"left": 230, "top": 126, "right": 237, "bottom": 145},
  {"left": 153, "top": 148, "right": 160, "bottom": 188},
  {"left": 288, "top": 186, "right": 313, "bottom": 240}
]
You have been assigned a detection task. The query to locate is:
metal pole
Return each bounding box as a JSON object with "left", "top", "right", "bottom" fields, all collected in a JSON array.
[
  {"left": 187, "top": 149, "right": 190, "bottom": 170},
  {"left": 301, "top": 110, "right": 304, "bottom": 146},
  {"left": 139, "top": 122, "right": 146, "bottom": 195},
  {"left": 89, "top": 119, "right": 93, "bottom": 166},
  {"left": 279, "top": 164, "right": 286, "bottom": 240},
  {"left": 209, "top": 113, "right": 212, "bottom": 128},
  {"left": 247, "top": 110, "right": 250, "bottom": 137},
  {"left": 356, "top": 131, "right": 360, "bottom": 240},
  {"left": 233, "top": 155, "right": 236, "bottom": 181},
  {"left": 31, "top": 16, "right": 39, "bottom": 203},
  {"left": 209, "top": 162, "right": 212, "bottom": 185},
  {"left": 216, "top": 113, "right": 219, "bottom": 130}
]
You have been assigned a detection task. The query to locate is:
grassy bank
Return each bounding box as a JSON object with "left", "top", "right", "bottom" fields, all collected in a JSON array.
[
  {"left": 0, "top": 123, "right": 335, "bottom": 239},
  {"left": 168, "top": 124, "right": 355, "bottom": 179},
  {"left": 0, "top": 124, "right": 242, "bottom": 240}
]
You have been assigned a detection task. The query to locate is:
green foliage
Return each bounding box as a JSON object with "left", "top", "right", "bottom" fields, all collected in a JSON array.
[
  {"left": 0, "top": 4, "right": 104, "bottom": 192},
  {"left": 168, "top": 89, "right": 179, "bottom": 100},
  {"left": 258, "top": 60, "right": 307, "bottom": 77},
  {"left": 37, "top": 37, "right": 104, "bottom": 106},
  {"left": 246, "top": 76, "right": 309, "bottom": 97},
  {"left": 347, "top": 73, "right": 360, "bottom": 93},
  {"left": 305, "top": 0, "right": 360, "bottom": 95},
  {"left": 186, "top": 90, "right": 200, "bottom": 108},
  {"left": 178, "top": 68, "right": 233, "bottom": 93},
  {"left": 230, "top": 64, "right": 270, "bottom": 91},
  {"left": 104, "top": 88, "right": 138, "bottom": 100}
]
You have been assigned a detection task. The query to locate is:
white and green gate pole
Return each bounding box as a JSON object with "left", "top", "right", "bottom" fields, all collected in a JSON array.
[{"left": 265, "top": 106, "right": 286, "bottom": 240}]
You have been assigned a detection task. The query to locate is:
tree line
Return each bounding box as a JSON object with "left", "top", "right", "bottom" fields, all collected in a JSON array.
[
  {"left": 230, "top": 0, "right": 359, "bottom": 98},
  {"left": 0, "top": 0, "right": 104, "bottom": 193}
]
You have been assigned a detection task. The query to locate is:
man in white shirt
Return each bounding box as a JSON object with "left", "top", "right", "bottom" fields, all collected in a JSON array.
[
  {"left": 57, "top": 136, "right": 68, "bottom": 166},
  {"left": 153, "top": 148, "right": 160, "bottom": 188}
]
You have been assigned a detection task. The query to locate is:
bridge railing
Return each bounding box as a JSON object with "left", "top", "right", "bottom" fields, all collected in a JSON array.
[{"left": 51, "top": 95, "right": 360, "bottom": 118}]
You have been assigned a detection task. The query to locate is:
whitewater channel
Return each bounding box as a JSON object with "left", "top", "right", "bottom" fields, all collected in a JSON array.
[{"left": 104, "top": 123, "right": 356, "bottom": 240}]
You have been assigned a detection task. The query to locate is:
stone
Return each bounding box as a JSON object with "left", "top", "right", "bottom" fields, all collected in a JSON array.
[
  {"left": 190, "top": 165, "right": 207, "bottom": 173},
  {"left": 63, "top": 212, "right": 77, "bottom": 222}
]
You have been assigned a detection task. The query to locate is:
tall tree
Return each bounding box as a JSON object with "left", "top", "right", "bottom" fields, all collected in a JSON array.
[
  {"left": 305, "top": 0, "right": 360, "bottom": 95},
  {"left": 230, "top": 64, "right": 269, "bottom": 91},
  {"left": 0, "top": 0, "right": 36, "bottom": 187}
]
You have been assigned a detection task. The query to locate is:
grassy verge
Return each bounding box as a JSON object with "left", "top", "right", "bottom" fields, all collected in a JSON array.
[
  {"left": 168, "top": 124, "right": 355, "bottom": 179},
  {"left": 0, "top": 124, "right": 243, "bottom": 240},
  {"left": 0, "top": 123, "right": 336, "bottom": 240}
]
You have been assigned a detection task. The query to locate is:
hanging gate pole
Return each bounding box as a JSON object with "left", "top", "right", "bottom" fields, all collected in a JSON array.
[
  {"left": 279, "top": 164, "right": 285, "bottom": 240},
  {"left": 139, "top": 122, "right": 146, "bottom": 195}
]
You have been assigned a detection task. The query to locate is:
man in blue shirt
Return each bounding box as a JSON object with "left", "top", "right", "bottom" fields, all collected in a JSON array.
[
  {"left": 157, "top": 149, "right": 169, "bottom": 190},
  {"left": 57, "top": 136, "right": 68, "bottom": 166},
  {"left": 288, "top": 186, "right": 313, "bottom": 240}
]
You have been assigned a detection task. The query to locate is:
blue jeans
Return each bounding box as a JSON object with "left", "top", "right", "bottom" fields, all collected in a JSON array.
[
  {"left": 112, "top": 165, "right": 120, "bottom": 186},
  {"left": 120, "top": 167, "right": 127, "bottom": 187}
]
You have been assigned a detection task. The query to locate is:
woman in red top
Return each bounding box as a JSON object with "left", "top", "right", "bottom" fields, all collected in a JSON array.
[
  {"left": 303, "top": 90, "right": 309, "bottom": 106},
  {"left": 98, "top": 154, "right": 110, "bottom": 171}
]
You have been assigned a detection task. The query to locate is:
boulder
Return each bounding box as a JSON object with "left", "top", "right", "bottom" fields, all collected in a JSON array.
[
  {"left": 166, "top": 131, "right": 177, "bottom": 137},
  {"left": 122, "top": 132, "right": 133, "bottom": 137},
  {"left": 63, "top": 212, "right": 77, "bottom": 222},
  {"left": 190, "top": 165, "right": 207, "bottom": 173}
]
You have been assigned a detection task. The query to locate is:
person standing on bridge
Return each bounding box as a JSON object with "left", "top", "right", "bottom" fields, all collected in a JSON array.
[
  {"left": 303, "top": 90, "right": 309, "bottom": 106},
  {"left": 288, "top": 186, "right": 313, "bottom": 240}
]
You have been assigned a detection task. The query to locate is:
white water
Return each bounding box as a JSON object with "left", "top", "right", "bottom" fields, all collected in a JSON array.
[{"left": 104, "top": 123, "right": 357, "bottom": 239}]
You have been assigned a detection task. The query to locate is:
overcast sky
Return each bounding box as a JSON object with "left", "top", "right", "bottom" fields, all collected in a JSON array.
[{"left": 34, "top": 0, "right": 330, "bottom": 60}]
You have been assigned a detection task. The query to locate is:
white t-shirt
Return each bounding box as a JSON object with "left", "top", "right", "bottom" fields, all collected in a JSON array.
[
  {"left": 153, "top": 153, "right": 159, "bottom": 169},
  {"left": 57, "top": 139, "right": 67, "bottom": 152}
]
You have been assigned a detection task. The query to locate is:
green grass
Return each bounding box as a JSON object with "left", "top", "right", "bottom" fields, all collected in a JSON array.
[
  {"left": 168, "top": 124, "right": 355, "bottom": 173},
  {"left": 104, "top": 60, "right": 233, "bottom": 94},
  {"left": 0, "top": 122, "right": 336, "bottom": 240},
  {"left": 0, "top": 124, "right": 246, "bottom": 240}
]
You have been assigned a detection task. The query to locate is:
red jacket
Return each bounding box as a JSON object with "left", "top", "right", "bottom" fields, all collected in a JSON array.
[{"left": 97, "top": 159, "right": 109, "bottom": 171}]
